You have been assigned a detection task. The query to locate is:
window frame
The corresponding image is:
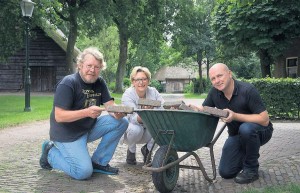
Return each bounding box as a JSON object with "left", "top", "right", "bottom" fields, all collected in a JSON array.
[{"left": 286, "top": 57, "right": 298, "bottom": 78}]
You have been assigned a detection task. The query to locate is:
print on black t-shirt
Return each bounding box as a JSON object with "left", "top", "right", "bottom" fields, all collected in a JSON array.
[{"left": 82, "top": 89, "right": 101, "bottom": 108}]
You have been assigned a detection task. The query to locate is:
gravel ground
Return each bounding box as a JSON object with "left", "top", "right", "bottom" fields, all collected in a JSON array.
[{"left": 0, "top": 95, "right": 299, "bottom": 193}]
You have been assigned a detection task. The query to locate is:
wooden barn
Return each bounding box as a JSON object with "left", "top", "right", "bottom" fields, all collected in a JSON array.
[
  {"left": 274, "top": 37, "right": 300, "bottom": 78},
  {"left": 153, "top": 66, "right": 196, "bottom": 93},
  {"left": 0, "top": 26, "right": 79, "bottom": 92}
]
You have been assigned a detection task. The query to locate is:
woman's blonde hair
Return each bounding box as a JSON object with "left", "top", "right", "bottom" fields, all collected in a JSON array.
[
  {"left": 130, "top": 66, "right": 151, "bottom": 82},
  {"left": 76, "top": 47, "right": 107, "bottom": 70}
]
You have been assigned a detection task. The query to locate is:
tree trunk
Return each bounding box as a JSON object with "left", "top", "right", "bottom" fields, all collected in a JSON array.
[
  {"left": 66, "top": 10, "right": 78, "bottom": 74},
  {"left": 258, "top": 49, "right": 272, "bottom": 78},
  {"left": 114, "top": 30, "right": 128, "bottom": 93},
  {"left": 197, "top": 51, "right": 203, "bottom": 93},
  {"left": 206, "top": 59, "right": 210, "bottom": 78}
]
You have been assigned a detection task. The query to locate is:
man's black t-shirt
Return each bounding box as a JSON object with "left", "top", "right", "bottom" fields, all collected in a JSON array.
[
  {"left": 50, "top": 72, "right": 112, "bottom": 142},
  {"left": 203, "top": 80, "right": 266, "bottom": 136}
]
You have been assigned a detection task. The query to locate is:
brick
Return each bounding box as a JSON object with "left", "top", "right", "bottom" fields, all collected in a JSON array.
[
  {"left": 106, "top": 105, "right": 134, "bottom": 113},
  {"left": 202, "top": 106, "right": 229, "bottom": 118},
  {"left": 137, "top": 98, "right": 161, "bottom": 107},
  {"left": 163, "top": 100, "right": 184, "bottom": 109},
  {"left": 178, "top": 103, "right": 195, "bottom": 111}
]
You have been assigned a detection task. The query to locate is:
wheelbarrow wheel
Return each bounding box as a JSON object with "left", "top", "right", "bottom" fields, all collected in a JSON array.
[{"left": 152, "top": 145, "right": 179, "bottom": 193}]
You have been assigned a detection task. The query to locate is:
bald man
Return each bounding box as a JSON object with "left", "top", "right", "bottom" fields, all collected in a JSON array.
[{"left": 190, "top": 63, "right": 273, "bottom": 184}]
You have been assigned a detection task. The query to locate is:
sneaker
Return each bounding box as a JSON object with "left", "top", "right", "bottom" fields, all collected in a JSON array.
[
  {"left": 126, "top": 149, "right": 137, "bottom": 165},
  {"left": 141, "top": 144, "right": 151, "bottom": 164},
  {"left": 92, "top": 162, "right": 119, "bottom": 175},
  {"left": 234, "top": 170, "right": 259, "bottom": 184},
  {"left": 39, "top": 140, "right": 54, "bottom": 170}
]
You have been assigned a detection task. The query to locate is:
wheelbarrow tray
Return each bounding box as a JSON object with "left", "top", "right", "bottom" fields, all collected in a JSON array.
[{"left": 135, "top": 109, "right": 219, "bottom": 152}]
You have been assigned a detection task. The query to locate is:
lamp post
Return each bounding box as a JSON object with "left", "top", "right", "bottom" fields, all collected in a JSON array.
[{"left": 20, "top": 0, "right": 35, "bottom": 112}]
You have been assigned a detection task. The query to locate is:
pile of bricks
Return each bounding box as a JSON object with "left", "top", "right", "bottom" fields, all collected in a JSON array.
[{"left": 107, "top": 99, "right": 228, "bottom": 118}]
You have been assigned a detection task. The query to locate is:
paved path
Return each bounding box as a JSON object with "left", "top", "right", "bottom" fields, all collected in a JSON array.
[{"left": 0, "top": 96, "right": 299, "bottom": 193}]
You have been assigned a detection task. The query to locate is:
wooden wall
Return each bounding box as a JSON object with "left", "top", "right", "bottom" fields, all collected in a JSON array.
[
  {"left": 274, "top": 38, "right": 300, "bottom": 78},
  {"left": 165, "top": 79, "right": 190, "bottom": 93},
  {"left": 0, "top": 27, "right": 69, "bottom": 92}
]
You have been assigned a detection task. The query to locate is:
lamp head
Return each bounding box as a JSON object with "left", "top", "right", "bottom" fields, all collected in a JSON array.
[{"left": 20, "top": 0, "right": 35, "bottom": 17}]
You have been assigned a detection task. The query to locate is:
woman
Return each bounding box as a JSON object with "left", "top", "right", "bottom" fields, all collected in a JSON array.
[{"left": 121, "top": 66, "right": 164, "bottom": 165}]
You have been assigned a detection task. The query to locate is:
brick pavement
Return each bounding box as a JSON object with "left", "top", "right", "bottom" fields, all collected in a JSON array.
[{"left": 0, "top": 97, "right": 299, "bottom": 193}]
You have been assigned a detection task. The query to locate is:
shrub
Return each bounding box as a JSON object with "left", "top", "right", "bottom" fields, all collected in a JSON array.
[
  {"left": 150, "top": 79, "right": 163, "bottom": 92},
  {"left": 108, "top": 82, "right": 115, "bottom": 92},
  {"left": 243, "top": 78, "right": 300, "bottom": 120},
  {"left": 123, "top": 78, "right": 131, "bottom": 89},
  {"left": 193, "top": 78, "right": 212, "bottom": 94},
  {"left": 183, "top": 82, "right": 193, "bottom": 93}
]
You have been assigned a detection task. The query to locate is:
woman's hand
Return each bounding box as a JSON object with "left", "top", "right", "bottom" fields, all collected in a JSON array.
[
  {"left": 112, "top": 112, "right": 126, "bottom": 119},
  {"left": 140, "top": 105, "right": 154, "bottom": 109}
]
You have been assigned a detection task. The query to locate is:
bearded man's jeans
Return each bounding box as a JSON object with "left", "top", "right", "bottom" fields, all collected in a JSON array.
[
  {"left": 218, "top": 122, "right": 273, "bottom": 179},
  {"left": 48, "top": 115, "right": 128, "bottom": 180}
]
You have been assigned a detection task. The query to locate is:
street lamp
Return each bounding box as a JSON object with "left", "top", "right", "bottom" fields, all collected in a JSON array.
[{"left": 20, "top": 0, "right": 35, "bottom": 112}]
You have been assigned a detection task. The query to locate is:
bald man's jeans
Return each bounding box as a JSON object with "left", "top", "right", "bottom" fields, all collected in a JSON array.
[{"left": 218, "top": 122, "right": 273, "bottom": 179}]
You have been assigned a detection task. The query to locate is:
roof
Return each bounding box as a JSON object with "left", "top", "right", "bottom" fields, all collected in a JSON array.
[
  {"left": 39, "top": 21, "right": 80, "bottom": 59},
  {"left": 153, "top": 66, "right": 196, "bottom": 81}
]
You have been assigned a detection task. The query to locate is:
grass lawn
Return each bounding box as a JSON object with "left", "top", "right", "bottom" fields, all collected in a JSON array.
[
  {"left": 184, "top": 93, "right": 207, "bottom": 99},
  {"left": 0, "top": 92, "right": 205, "bottom": 129},
  {"left": 0, "top": 95, "right": 53, "bottom": 129},
  {"left": 241, "top": 183, "right": 300, "bottom": 193},
  {"left": 0, "top": 93, "right": 123, "bottom": 129}
]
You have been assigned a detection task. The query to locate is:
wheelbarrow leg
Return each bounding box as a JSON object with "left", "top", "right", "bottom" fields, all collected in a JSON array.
[
  {"left": 143, "top": 123, "right": 227, "bottom": 190},
  {"left": 203, "top": 123, "right": 227, "bottom": 182},
  {"left": 209, "top": 123, "right": 227, "bottom": 146},
  {"left": 178, "top": 123, "right": 227, "bottom": 182},
  {"left": 144, "top": 129, "right": 176, "bottom": 167}
]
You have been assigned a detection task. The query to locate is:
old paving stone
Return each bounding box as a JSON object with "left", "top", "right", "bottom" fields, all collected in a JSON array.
[{"left": 0, "top": 98, "right": 299, "bottom": 193}]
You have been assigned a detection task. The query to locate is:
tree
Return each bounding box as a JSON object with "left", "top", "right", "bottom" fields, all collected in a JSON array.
[
  {"left": 17, "top": 0, "right": 175, "bottom": 93},
  {"left": 127, "top": 39, "right": 182, "bottom": 78},
  {"left": 35, "top": 0, "right": 109, "bottom": 73},
  {"left": 97, "top": 0, "right": 169, "bottom": 93},
  {"left": 227, "top": 53, "right": 261, "bottom": 79},
  {"left": 0, "top": 1, "right": 24, "bottom": 61},
  {"left": 213, "top": 0, "right": 300, "bottom": 77},
  {"left": 168, "top": 0, "right": 216, "bottom": 93},
  {"left": 76, "top": 26, "right": 120, "bottom": 84}
]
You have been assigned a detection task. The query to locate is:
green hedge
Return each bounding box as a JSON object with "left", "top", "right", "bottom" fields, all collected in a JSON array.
[{"left": 243, "top": 78, "right": 300, "bottom": 120}]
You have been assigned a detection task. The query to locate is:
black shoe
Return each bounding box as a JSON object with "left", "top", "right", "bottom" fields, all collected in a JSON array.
[
  {"left": 141, "top": 144, "right": 151, "bottom": 164},
  {"left": 92, "top": 162, "right": 119, "bottom": 175},
  {"left": 39, "top": 140, "right": 54, "bottom": 170},
  {"left": 126, "top": 149, "right": 137, "bottom": 165},
  {"left": 234, "top": 170, "right": 259, "bottom": 184}
]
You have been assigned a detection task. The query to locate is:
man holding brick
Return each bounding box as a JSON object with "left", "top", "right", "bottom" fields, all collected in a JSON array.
[
  {"left": 190, "top": 63, "right": 273, "bottom": 184},
  {"left": 39, "top": 47, "right": 128, "bottom": 180}
]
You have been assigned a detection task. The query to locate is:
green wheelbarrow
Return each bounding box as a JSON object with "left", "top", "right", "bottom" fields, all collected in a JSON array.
[{"left": 135, "top": 109, "right": 227, "bottom": 193}]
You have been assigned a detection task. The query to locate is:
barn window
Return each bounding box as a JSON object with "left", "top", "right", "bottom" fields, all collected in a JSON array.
[{"left": 286, "top": 57, "right": 298, "bottom": 78}]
